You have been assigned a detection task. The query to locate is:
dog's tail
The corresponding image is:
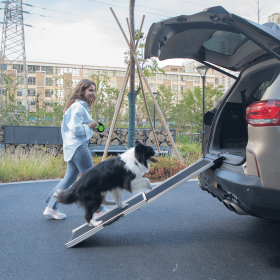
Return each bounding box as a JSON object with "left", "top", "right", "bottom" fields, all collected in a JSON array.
[{"left": 53, "top": 187, "right": 77, "bottom": 205}]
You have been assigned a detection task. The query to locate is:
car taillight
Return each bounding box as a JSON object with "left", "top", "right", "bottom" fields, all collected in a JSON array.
[{"left": 246, "top": 100, "right": 280, "bottom": 127}]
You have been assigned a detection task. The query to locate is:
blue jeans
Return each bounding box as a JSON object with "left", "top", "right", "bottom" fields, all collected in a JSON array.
[{"left": 44, "top": 142, "right": 94, "bottom": 210}]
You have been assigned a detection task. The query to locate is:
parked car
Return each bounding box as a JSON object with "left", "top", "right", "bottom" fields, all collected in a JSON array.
[{"left": 144, "top": 6, "right": 280, "bottom": 220}]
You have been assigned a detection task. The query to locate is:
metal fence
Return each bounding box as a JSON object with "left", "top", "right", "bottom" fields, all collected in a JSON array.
[{"left": 176, "top": 132, "right": 202, "bottom": 145}]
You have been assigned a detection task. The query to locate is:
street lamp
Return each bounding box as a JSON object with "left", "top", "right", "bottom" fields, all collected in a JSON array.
[
  {"left": 153, "top": 92, "right": 159, "bottom": 128},
  {"left": 196, "top": 65, "right": 209, "bottom": 153}
]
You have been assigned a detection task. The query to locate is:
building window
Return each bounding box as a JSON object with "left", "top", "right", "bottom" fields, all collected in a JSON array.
[
  {"left": 28, "top": 100, "right": 35, "bottom": 106},
  {"left": 149, "top": 75, "right": 156, "bottom": 81},
  {"left": 72, "top": 79, "right": 79, "bottom": 87},
  {"left": 28, "top": 65, "right": 40, "bottom": 73},
  {"left": 56, "top": 89, "right": 63, "bottom": 98},
  {"left": 45, "top": 89, "right": 53, "bottom": 97},
  {"left": 17, "top": 76, "right": 24, "bottom": 84},
  {"left": 179, "top": 68, "right": 182, "bottom": 72},
  {"left": 28, "top": 89, "right": 36, "bottom": 96},
  {"left": 157, "top": 74, "right": 165, "bottom": 81},
  {"left": 181, "top": 76, "right": 187, "bottom": 81},
  {"left": 109, "top": 71, "right": 117, "bottom": 77},
  {"left": 117, "top": 71, "right": 126, "bottom": 77},
  {"left": 28, "top": 77, "right": 36, "bottom": 85},
  {"left": 83, "top": 69, "right": 89, "bottom": 76},
  {"left": 45, "top": 78, "right": 53, "bottom": 86},
  {"left": 13, "top": 64, "right": 24, "bottom": 73},
  {"left": 56, "top": 78, "right": 63, "bottom": 86},
  {"left": 194, "top": 76, "right": 200, "bottom": 83},
  {"left": 215, "top": 77, "right": 219, "bottom": 84},
  {"left": 172, "top": 85, "right": 178, "bottom": 91},
  {"left": 0, "top": 64, "right": 7, "bottom": 70},
  {"left": 72, "top": 68, "right": 80, "bottom": 76},
  {"left": 41, "top": 66, "right": 54, "bottom": 75},
  {"left": 56, "top": 67, "right": 68, "bottom": 75},
  {"left": 17, "top": 89, "right": 23, "bottom": 96},
  {"left": 167, "top": 75, "right": 177, "bottom": 82},
  {"left": 180, "top": 85, "right": 186, "bottom": 91},
  {"left": 171, "top": 68, "right": 178, "bottom": 71}
]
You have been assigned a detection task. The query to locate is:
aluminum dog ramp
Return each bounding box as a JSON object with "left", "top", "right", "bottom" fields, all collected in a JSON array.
[{"left": 66, "top": 155, "right": 224, "bottom": 248}]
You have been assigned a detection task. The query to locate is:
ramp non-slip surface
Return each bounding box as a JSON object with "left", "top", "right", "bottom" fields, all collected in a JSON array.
[
  {"left": 66, "top": 156, "right": 224, "bottom": 248},
  {"left": 66, "top": 192, "right": 147, "bottom": 248}
]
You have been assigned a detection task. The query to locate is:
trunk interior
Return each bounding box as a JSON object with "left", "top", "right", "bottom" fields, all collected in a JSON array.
[{"left": 210, "top": 58, "right": 280, "bottom": 162}]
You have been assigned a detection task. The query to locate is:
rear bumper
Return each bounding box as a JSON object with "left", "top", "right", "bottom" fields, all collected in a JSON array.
[{"left": 200, "top": 166, "right": 280, "bottom": 220}]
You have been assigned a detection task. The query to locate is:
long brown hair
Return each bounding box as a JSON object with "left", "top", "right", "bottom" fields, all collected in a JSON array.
[{"left": 64, "top": 79, "right": 96, "bottom": 112}]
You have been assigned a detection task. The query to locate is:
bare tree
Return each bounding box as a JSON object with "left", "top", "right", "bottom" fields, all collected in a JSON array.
[{"left": 251, "top": 0, "right": 271, "bottom": 23}]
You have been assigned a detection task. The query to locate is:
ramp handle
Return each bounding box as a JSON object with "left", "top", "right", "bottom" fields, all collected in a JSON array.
[{"left": 103, "top": 214, "right": 124, "bottom": 227}]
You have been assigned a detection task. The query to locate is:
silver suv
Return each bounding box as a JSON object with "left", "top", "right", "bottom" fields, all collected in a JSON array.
[{"left": 145, "top": 6, "right": 280, "bottom": 220}]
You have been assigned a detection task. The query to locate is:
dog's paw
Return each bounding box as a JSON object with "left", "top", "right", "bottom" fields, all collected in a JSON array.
[
  {"left": 145, "top": 178, "right": 153, "bottom": 190},
  {"left": 147, "top": 181, "right": 153, "bottom": 190},
  {"left": 53, "top": 189, "right": 60, "bottom": 199},
  {"left": 119, "top": 202, "right": 129, "bottom": 209},
  {"left": 88, "top": 219, "right": 103, "bottom": 227}
]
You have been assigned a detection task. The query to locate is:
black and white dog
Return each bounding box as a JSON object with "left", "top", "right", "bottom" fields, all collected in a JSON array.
[{"left": 54, "top": 142, "right": 160, "bottom": 227}]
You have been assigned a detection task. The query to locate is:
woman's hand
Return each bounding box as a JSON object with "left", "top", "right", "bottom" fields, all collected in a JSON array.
[{"left": 87, "top": 120, "right": 98, "bottom": 129}]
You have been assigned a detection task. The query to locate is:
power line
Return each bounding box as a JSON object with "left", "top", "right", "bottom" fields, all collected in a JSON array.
[
  {"left": 90, "top": 0, "right": 259, "bottom": 19},
  {"left": 27, "top": 12, "right": 131, "bottom": 32},
  {"left": 110, "top": 0, "right": 180, "bottom": 15},
  {"left": 23, "top": 3, "right": 129, "bottom": 25},
  {"left": 20, "top": 1, "right": 265, "bottom": 37},
  {"left": 87, "top": 0, "right": 172, "bottom": 17}
]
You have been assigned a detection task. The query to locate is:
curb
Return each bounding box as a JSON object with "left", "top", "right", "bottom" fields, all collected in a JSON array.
[{"left": 0, "top": 178, "right": 198, "bottom": 186}]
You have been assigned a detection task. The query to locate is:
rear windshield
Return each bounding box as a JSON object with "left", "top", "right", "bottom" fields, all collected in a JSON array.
[{"left": 203, "top": 31, "right": 247, "bottom": 56}]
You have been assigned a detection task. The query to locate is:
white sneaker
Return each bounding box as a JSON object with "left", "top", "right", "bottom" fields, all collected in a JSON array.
[
  {"left": 43, "top": 207, "right": 66, "bottom": 220},
  {"left": 93, "top": 205, "right": 108, "bottom": 219}
]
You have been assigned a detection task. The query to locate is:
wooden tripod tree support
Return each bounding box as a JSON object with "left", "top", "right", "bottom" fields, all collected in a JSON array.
[
  {"left": 101, "top": 63, "right": 130, "bottom": 162},
  {"left": 101, "top": 14, "right": 147, "bottom": 162},
  {"left": 102, "top": 8, "right": 183, "bottom": 166}
]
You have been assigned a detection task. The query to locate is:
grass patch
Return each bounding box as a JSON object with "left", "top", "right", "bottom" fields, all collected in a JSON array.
[
  {"left": 0, "top": 152, "right": 67, "bottom": 183},
  {"left": 0, "top": 144, "right": 202, "bottom": 183}
]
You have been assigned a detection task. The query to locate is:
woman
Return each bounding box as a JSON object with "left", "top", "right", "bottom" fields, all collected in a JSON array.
[{"left": 44, "top": 79, "right": 106, "bottom": 219}]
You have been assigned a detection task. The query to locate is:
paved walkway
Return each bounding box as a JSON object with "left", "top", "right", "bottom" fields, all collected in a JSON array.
[{"left": 1, "top": 180, "right": 280, "bottom": 280}]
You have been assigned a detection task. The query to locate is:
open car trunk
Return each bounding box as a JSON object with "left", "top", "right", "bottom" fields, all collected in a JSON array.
[
  {"left": 144, "top": 5, "right": 280, "bottom": 165},
  {"left": 209, "top": 58, "right": 280, "bottom": 164}
]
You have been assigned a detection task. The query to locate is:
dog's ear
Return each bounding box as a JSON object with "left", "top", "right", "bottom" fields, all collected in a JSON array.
[
  {"left": 135, "top": 140, "right": 142, "bottom": 146},
  {"left": 135, "top": 141, "right": 144, "bottom": 153}
]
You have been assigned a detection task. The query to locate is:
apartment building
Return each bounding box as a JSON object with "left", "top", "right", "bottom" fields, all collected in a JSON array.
[
  {"left": 184, "top": 59, "right": 238, "bottom": 93},
  {"left": 268, "top": 13, "right": 280, "bottom": 25},
  {"left": 2, "top": 60, "right": 227, "bottom": 111}
]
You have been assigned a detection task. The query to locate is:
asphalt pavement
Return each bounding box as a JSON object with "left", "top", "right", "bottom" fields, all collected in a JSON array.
[{"left": 1, "top": 179, "right": 280, "bottom": 280}]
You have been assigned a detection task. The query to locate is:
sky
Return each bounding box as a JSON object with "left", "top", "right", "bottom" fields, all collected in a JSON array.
[{"left": 0, "top": 0, "right": 279, "bottom": 69}]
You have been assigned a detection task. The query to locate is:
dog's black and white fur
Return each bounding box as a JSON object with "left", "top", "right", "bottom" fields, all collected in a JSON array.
[{"left": 54, "top": 142, "right": 160, "bottom": 227}]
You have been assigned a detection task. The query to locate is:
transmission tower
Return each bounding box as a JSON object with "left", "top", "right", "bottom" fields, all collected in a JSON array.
[{"left": 0, "top": 0, "right": 28, "bottom": 110}]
